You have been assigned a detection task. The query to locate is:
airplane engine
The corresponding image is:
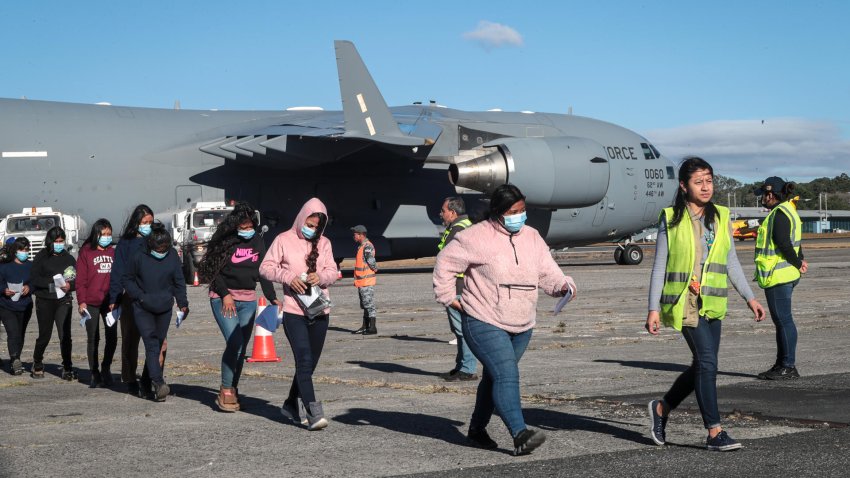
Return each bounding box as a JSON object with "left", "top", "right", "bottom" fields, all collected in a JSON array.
[{"left": 448, "top": 137, "right": 610, "bottom": 208}]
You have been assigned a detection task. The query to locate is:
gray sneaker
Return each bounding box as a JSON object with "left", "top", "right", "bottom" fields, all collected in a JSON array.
[
  {"left": 306, "top": 401, "right": 329, "bottom": 431},
  {"left": 281, "top": 400, "right": 309, "bottom": 425},
  {"left": 11, "top": 359, "right": 24, "bottom": 375}
]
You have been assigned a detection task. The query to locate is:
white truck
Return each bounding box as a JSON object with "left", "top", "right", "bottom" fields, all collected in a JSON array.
[
  {"left": 172, "top": 201, "right": 234, "bottom": 283},
  {"left": 0, "top": 207, "right": 84, "bottom": 259}
]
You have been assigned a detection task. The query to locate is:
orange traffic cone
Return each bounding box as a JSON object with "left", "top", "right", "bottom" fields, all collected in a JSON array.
[
  {"left": 247, "top": 297, "right": 281, "bottom": 362},
  {"left": 192, "top": 271, "right": 200, "bottom": 287}
]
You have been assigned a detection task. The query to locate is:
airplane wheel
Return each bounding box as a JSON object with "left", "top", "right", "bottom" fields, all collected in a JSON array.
[
  {"left": 614, "top": 248, "right": 625, "bottom": 265},
  {"left": 623, "top": 244, "right": 643, "bottom": 265}
]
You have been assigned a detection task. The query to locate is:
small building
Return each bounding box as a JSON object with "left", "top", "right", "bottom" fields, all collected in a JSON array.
[{"left": 728, "top": 207, "right": 850, "bottom": 233}]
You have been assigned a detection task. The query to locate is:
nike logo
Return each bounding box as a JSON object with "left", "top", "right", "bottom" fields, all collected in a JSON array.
[{"left": 232, "top": 248, "right": 259, "bottom": 263}]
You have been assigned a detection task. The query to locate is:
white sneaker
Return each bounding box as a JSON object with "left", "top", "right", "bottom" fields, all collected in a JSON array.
[{"left": 449, "top": 339, "right": 458, "bottom": 345}]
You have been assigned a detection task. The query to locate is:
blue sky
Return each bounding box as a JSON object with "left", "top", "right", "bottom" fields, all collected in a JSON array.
[{"left": 1, "top": 1, "right": 848, "bottom": 182}]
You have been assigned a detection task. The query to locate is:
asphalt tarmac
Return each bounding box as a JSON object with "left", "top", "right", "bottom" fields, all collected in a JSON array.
[{"left": 0, "top": 240, "right": 848, "bottom": 477}]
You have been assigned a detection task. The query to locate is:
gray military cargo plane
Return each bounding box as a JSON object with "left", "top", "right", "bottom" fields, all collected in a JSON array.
[{"left": 0, "top": 40, "right": 676, "bottom": 272}]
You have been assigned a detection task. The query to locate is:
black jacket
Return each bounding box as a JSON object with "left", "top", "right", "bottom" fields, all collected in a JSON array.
[
  {"left": 30, "top": 249, "right": 76, "bottom": 302},
  {"left": 124, "top": 248, "right": 188, "bottom": 314},
  {"left": 210, "top": 234, "right": 277, "bottom": 301}
]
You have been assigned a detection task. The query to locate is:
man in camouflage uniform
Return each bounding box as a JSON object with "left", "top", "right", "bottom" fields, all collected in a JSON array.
[{"left": 351, "top": 225, "right": 378, "bottom": 335}]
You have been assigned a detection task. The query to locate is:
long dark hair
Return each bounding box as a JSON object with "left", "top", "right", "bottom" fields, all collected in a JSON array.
[
  {"left": 305, "top": 213, "right": 327, "bottom": 274},
  {"left": 0, "top": 237, "right": 30, "bottom": 264},
  {"left": 669, "top": 156, "right": 718, "bottom": 229},
  {"left": 83, "top": 218, "right": 113, "bottom": 250},
  {"left": 198, "top": 201, "right": 258, "bottom": 283},
  {"left": 486, "top": 184, "right": 526, "bottom": 221},
  {"left": 121, "top": 204, "right": 154, "bottom": 240}
]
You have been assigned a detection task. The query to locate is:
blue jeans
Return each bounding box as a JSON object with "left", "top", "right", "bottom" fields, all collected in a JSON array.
[
  {"left": 447, "top": 301, "right": 478, "bottom": 374},
  {"left": 211, "top": 298, "right": 258, "bottom": 388},
  {"left": 663, "top": 316, "right": 722, "bottom": 429},
  {"left": 462, "top": 313, "right": 532, "bottom": 438},
  {"left": 282, "top": 313, "right": 329, "bottom": 406},
  {"left": 764, "top": 280, "right": 798, "bottom": 367}
]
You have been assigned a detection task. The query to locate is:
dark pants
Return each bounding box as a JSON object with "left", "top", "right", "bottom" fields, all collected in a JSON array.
[
  {"left": 0, "top": 305, "right": 33, "bottom": 361},
  {"left": 282, "top": 313, "right": 329, "bottom": 406},
  {"left": 133, "top": 304, "right": 171, "bottom": 385},
  {"left": 663, "top": 316, "right": 722, "bottom": 429},
  {"left": 85, "top": 304, "right": 118, "bottom": 375},
  {"left": 120, "top": 295, "right": 141, "bottom": 383},
  {"left": 33, "top": 297, "right": 73, "bottom": 369},
  {"left": 764, "top": 280, "right": 799, "bottom": 367},
  {"left": 463, "top": 313, "right": 533, "bottom": 438}
]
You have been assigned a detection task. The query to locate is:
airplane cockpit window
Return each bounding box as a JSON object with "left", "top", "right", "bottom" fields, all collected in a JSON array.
[
  {"left": 666, "top": 166, "right": 675, "bottom": 179},
  {"left": 649, "top": 144, "right": 662, "bottom": 159},
  {"left": 640, "top": 143, "right": 655, "bottom": 160}
]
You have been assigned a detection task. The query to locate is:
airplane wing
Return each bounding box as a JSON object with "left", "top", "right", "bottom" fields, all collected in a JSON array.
[{"left": 198, "top": 40, "right": 433, "bottom": 168}]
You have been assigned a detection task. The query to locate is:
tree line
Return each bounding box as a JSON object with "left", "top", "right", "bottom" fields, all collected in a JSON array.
[{"left": 714, "top": 173, "right": 850, "bottom": 211}]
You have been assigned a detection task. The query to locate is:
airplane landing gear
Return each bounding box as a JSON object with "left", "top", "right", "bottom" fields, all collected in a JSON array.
[{"left": 614, "top": 243, "right": 643, "bottom": 265}]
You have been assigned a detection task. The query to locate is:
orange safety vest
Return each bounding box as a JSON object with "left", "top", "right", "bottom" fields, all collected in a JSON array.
[{"left": 354, "top": 240, "right": 377, "bottom": 287}]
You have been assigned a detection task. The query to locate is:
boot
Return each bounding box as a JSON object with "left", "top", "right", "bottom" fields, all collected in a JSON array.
[
  {"left": 352, "top": 314, "right": 369, "bottom": 334},
  {"left": 362, "top": 317, "right": 377, "bottom": 335},
  {"left": 306, "top": 401, "right": 329, "bottom": 431},
  {"left": 89, "top": 370, "right": 102, "bottom": 389},
  {"left": 215, "top": 386, "right": 240, "bottom": 412}
]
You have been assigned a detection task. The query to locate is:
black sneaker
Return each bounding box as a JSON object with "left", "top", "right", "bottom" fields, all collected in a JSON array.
[
  {"left": 101, "top": 367, "right": 113, "bottom": 387},
  {"left": 706, "top": 430, "right": 742, "bottom": 451},
  {"left": 648, "top": 400, "right": 668, "bottom": 446},
  {"left": 30, "top": 362, "right": 44, "bottom": 379},
  {"left": 11, "top": 359, "right": 24, "bottom": 376},
  {"left": 62, "top": 368, "right": 78, "bottom": 381},
  {"left": 757, "top": 364, "right": 781, "bottom": 380},
  {"left": 766, "top": 366, "right": 800, "bottom": 380},
  {"left": 467, "top": 427, "right": 498, "bottom": 449},
  {"left": 513, "top": 429, "right": 546, "bottom": 456},
  {"left": 443, "top": 370, "right": 479, "bottom": 382},
  {"left": 89, "top": 371, "right": 102, "bottom": 388},
  {"left": 127, "top": 381, "right": 140, "bottom": 396},
  {"left": 439, "top": 369, "right": 459, "bottom": 380}
]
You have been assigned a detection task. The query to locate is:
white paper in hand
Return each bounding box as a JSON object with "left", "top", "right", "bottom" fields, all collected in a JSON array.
[
  {"left": 79, "top": 308, "right": 92, "bottom": 327},
  {"left": 105, "top": 306, "right": 121, "bottom": 327},
  {"left": 553, "top": 287, "right": 574, "bottom": 315},
  {"left": 176, "top": 310, "right": 186, "bottom": 328},
  {"left": 8, "top": 282, "right": 23, "bottom": 302},
  {"left": 53, "top": 274, "right": 67, "bottom": 299}
]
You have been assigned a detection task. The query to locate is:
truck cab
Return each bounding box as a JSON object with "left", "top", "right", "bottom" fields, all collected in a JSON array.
[
  {"left": 0, "top": 207, "right": 83, "bottom": 259},
  {"left": 172, "top": 202, "right": 233, "bottom": 283}
]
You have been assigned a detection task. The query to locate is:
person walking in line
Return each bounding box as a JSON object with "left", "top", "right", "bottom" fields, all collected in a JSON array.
[
  {"left": 753, "top": 177, "right": 806, "bottom": 380},
  {"left": 76, "top": 219, "right": 117, "bottom": 388},
  {"left": 437, "top": 196, "right": 477, "bottom": 382},
  {"left": 260, "top": 198, "right": 339, "bottom": 430},
  {"left": 199, "top": 201, "right": 281, "bottom": 412},
  {"left": 30, "top": 226, "right": 77, "bottom": 380},
  {"left": 433, "top": 184, "right": 577, "bottom": 456},
  {"left": 351, "top": 225, "right": 378, "bottom": 335},
  {"left": 0, "top": 237, "right": 33, "bottom": 376},
  {"left": 645, "top": 156, "right": 766, "bottom": 451},
  {"left": 109, "top": 204, "right": 166, "bottom": 397},
  {"left": 123, "top": 223, "right": 188, "bottom": 402}
]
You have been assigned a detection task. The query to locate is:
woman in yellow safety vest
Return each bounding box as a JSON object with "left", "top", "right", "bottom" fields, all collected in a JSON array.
[
  {"left": 645, "top": 157, "right": 766, "bottom": 452},
  {"left": 753, "top": 177, "right": 806, "bottom": 380}
]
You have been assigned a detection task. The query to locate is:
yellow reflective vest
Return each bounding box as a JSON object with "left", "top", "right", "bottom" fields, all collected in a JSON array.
[
  {"left": 659, "top": 206, "right": 731, "bottom": 330},
  {"left": 754, "top": 201, "right": 802, "bottom": 288}
]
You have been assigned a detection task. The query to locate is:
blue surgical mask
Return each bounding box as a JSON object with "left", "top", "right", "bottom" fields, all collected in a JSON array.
[
  {"left": 15, "top": 251, "right": 29, "bottom": 262},
  {"left": 53, "top": 243, "right": 65, "bottom": 254},
  {"left": 151, "top": 250, "right": 168, "bottom": 260},
  {"left": 301, "top": 225, "right": 316, "bottom": 240},
  {"left": 237, "top": 229, "right": 255, "bottom": 240},
  {"left": 98, "top": 236, "right": 113, "bottom": 248},
  {"left": 138, "top": 224, "right": 152, "bottom": 236},
  {"left": 502, "top": 211, "right": 527, "bottom": 233}
]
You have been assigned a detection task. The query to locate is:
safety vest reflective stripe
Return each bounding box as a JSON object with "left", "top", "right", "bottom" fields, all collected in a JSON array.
[
  {"left": 354, "top": 241, "right": 377, "bottom": 287},
  {"left": 658, "top": 206, "right": 731, "bottom": 330},
  {"left": 438, "top": 218, "right": 472, "bottom": 278},
  {"left": 754, "top": 201, "right": 802, "bottom": 288}
]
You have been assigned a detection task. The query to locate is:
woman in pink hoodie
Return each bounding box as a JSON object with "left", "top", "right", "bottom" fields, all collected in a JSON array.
[
  {"left": 434, "top": 184, "right": 577, "bottom": 456},
  {"left": 260, "top": 198, "right": 338, "bottom": 430}
]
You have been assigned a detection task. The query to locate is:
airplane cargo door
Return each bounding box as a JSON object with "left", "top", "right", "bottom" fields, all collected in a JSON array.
[
  {"left": 175, "top": 185, "right": 202, "bottom": 206},
  {"left": 592, "top": 196, "right": 607, "bottom": 226}
]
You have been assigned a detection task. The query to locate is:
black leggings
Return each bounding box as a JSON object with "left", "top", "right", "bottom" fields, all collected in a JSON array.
[
  {"left": 85, "top": 304, "right": 118, "bottom": 374},
  {"left": 33, "top": 297, "right": 73, "bottom": 368},
  {"left": 282, "top": 313, "right": 329, "bottom": 405},
  {"left": 0, "top": 305, "right": 33, "bottom": 361}
]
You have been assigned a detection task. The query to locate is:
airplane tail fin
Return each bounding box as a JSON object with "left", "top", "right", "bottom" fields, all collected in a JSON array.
[{"left": 335, "top": 40, "right": 423, "bottom": 146}]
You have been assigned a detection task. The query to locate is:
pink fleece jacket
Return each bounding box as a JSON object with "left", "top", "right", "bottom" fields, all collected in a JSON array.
[
  {"left": 259, "top": 198, "right": 339, "bottom": 316},
  {"left": 433, "top": 219, "right": 576, "bottom": 333}
]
